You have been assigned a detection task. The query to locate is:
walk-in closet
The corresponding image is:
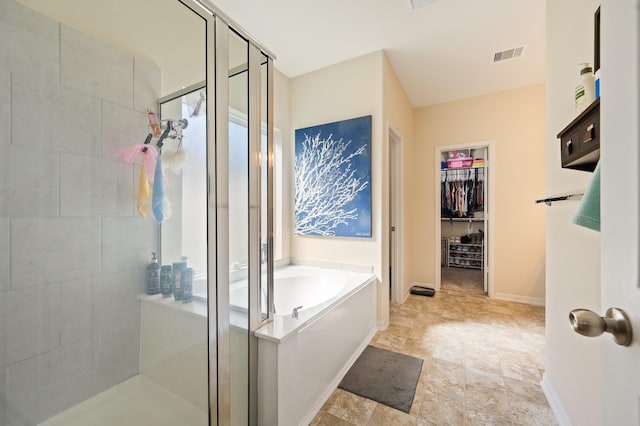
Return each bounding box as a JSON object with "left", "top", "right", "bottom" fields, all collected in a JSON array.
[{"left": 439, "top": 147, "right": 488, "bottom": 294}]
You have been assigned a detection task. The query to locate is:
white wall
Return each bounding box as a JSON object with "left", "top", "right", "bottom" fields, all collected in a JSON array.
[
  {"left": 16, "top": 0, "right": 206, "bottom": 96},
  {"left": 290, "top": 51, "right": 385, "bottom": 322},
  {"left": 543, "top": 0, "right": 602, "bottom": 424}
]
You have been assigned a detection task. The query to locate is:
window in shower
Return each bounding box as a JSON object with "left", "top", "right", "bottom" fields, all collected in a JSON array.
[
  {"left": 159, "top": 85, "right": 208, "bottom": 299},
  {"left": 161, "top": 102, "right": 282, "bottom": 301}
]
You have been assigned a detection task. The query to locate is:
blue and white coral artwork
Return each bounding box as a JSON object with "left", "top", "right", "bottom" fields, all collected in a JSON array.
[{"left": 295, "top": 115, "right": 372, "bottom": 238}]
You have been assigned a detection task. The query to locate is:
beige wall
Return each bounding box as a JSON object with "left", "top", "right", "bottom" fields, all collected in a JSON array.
[
  {"left": 382, "top": 55, "right": 415, "bottom": 303},
  {"left": 274, "top": 69, "right": 292, "bottom": 261},
  {"left": 290, "top": 51, "right": 387, "bottom": 323},
  {"left": 411, "top": 85, "right": 546, "bottom": 302},
  {"left": 543, "top": 0, "right": 602, "bottom": 424}
]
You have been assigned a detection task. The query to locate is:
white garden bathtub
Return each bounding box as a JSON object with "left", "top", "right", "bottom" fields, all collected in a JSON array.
[
  {"left": 228, "top": 265, "right": 362, "bottom": 322},
  {"left": 254, "top": 265, "right": 378, "bottom": 426}
]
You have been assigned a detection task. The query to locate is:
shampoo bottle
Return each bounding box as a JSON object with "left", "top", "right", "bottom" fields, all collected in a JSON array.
[
  {"left": 575, "top": 62, "right": 595, "bottom": 114},
  {"left": 181, "top": 267, "right": 193, "bottom": 303},
  {"left": 172, "top": 256, "right": 188, "bottom": 301},
  {"left": 145, "top": 253, "right": 160, "bottom": 295},
  {"left": 148, "top": 108, "right": 161, "bottom": 137},
  {"left": 160, "top": 265, "right": 173, "bottom": 297}
]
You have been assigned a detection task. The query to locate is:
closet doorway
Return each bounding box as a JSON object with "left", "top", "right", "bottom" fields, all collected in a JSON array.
[{"left": 434, "top": 142, "right": 494, "bottom": 296}]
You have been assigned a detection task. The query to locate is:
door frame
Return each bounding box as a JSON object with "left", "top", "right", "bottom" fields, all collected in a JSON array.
[
  {"left": 434, "top": 141, "right": 495, "bottom": 296},
  {"left": 388, "top": 125, "right": 404, "bottom": 304}
]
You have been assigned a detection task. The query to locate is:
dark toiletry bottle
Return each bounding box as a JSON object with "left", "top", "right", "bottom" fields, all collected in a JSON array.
[
  {"left": 145, "top": 252, "right": 160, "bottom": 295},
  {"left": 160, "top": 265, "right": 173, "bottom": 297},
  {"left": 172, "top": 256, "right": 188, "bottom": 301},
  {"left": 181, "top": 267, "right": 193, "bottom": 303}
]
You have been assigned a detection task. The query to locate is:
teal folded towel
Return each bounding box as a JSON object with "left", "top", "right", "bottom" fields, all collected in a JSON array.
[{"left": 573, "top": 162, "right": 600, "bottom": 231}]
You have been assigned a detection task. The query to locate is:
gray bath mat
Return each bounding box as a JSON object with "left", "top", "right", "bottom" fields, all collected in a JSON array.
[{"left": 338, "top": 345, "right": 423, "bottom": 413}]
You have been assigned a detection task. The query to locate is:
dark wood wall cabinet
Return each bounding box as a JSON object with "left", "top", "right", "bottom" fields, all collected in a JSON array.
[{"left": 557, "top": 98, "right": 600, "bottom": 172}]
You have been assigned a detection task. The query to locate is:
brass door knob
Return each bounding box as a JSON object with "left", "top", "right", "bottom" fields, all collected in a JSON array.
[{"left": 569, "top": 307, "right": 633, "bottom": 346}]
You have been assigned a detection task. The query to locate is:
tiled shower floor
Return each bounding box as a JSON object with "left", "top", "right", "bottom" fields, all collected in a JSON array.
[
  {"left": 38, "top": 375, "right": 206, "bottom": 426},
  {"left": 311, "top": 270, "right": 557, "bottom": 425}
]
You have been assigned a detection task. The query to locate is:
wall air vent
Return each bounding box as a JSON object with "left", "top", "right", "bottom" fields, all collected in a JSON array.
[
  {"left": 492, "top": 45, "right": 526, "bottom": 63},
  {"left": 410, "top": 0, "right": 441, "bottom": 11}
]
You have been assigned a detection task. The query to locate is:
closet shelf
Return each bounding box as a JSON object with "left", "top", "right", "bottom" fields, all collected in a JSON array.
[
  {"left": 441, "top": 166, "right": 486, "bottom": 171},
  {"left": 449, "top": 264, "right": 483, "bottom": 270},
  {"left": 448, "top": 241, "right": 484, "bottom": 271}
]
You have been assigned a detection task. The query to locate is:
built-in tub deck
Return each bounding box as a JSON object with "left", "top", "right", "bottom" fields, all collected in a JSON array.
[{"left": 255, "top": 266, "right": 378, "bottom": 426}]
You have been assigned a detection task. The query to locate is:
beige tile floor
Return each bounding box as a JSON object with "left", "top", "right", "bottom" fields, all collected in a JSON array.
[{"left": 311, "top": 268, "right": 557, "bottom": 426}]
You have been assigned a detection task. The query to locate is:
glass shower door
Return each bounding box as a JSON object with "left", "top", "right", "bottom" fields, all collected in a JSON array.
[
  {"left": 228, "top": 28, "right": 251, "bottom": 425},
  {"left": 214, "top": 17, "right": 274, "bottom": 425}
]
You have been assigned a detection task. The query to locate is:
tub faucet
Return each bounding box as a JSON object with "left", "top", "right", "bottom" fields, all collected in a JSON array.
[{"left": 292, "top": 305, "right": 303, "bottom": 319}]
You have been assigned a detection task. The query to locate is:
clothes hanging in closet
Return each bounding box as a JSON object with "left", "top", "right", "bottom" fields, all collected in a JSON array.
[{"left": 441, "top": 168, "right": 485, "bottom": 218}]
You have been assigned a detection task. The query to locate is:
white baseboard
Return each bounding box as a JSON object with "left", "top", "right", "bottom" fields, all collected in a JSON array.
[
  {"left": 493, "top": 292, "right": 545, "bottom": 306},
  {"left": 301, "top": 326, "right": 378, "bottom": 425},
  {"left": 401, "top": 289, "right": 411, "bottom": 303},
  {"left": 541, "top": 373, "right": 572, "bottom": 426}
]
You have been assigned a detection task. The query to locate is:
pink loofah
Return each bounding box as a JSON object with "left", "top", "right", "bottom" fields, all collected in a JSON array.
[{"left": 114, "top": 144, "right": 158, "bottom": 182}]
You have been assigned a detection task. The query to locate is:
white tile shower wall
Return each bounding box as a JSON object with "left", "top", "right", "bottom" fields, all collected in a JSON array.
[
  {"left": 60, "top": 25, "right": 134, "bottom": 108},
  {"left": 0, "top": 1, "right": 162, "bottom": 421},
  {"left": 0, "top": 365, "right": 6, "bottom": 426},
  {"left": 11, "top": 218, "right": 101, "bottom": 290},
  {"left": 0, "top": 292, "right": 5, "bottom": 368},
  {"left": 0, "top": 218, "right": 8, "bottom": 293},
  {"left": 0, "top": 0, "right": 59, "bottom": 88},
  {"left": 0, "top": 145, "right": 59, "bottom": 217},
  {"left": 101, "top": 100, "right": 148, "bottom": 158},
  {"left": 60, "top": 277, "right": 94, "bottom": 347},
  {"left": 134, "top": 58, "right": 161, "bottom": 113},
  {"left": 6, "top": 284, "right": 60, "bottom": 365},
  {"left": 93, "top": 269, "right": 144, "bottom": 336},
  {"left": 101, "top": 217, "right": 158, "bottom": 274},
  {"left": 60, "top": 154, "right": 133, "bottom": 217},
  {"left": 12, "top": 82, "right": 102, "bottom": 156},
  {"left": 7, "top": 339, "right": 99, "bottom": 425},
  {"left": 95, "top": 325, "right": 140, "bottom": 391},
  {"left": 0, "top": 65, "right": 9, "bottom": 146}
]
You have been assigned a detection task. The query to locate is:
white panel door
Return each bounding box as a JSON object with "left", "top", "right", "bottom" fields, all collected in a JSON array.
[{"left": 600, "top": 0, "right": 640, "bottom": 424}]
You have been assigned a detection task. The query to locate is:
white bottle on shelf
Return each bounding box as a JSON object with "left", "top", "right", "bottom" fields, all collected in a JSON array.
[{"left": 575, "top": 62, "right": 596, "bottom": 114}]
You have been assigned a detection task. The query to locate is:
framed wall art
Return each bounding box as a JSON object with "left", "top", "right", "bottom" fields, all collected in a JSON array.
[{"left": 294, "top": 115, "right": 372, "bottom": 238}]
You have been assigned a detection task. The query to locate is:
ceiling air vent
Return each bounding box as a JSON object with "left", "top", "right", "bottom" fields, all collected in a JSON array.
[
  {"left": 410, "top": 0, "right": 441, "bottom": 11},
  {"left": 492, "top": 45, "right": 526, "bottom": 63}
]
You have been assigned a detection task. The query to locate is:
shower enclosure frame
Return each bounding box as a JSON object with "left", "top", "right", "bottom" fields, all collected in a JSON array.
[{"left": 175, "top": 1, "right": 276, "bottom": 424}]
